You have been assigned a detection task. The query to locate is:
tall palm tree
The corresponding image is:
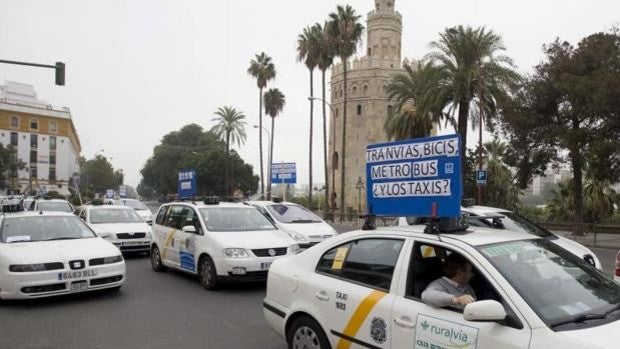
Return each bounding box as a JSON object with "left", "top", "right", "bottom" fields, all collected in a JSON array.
[
  {"left": 327, "top": 5, "right": 364, "bottom": 221},
  {"left": 297, "top": 25, "right": 322, "bottom": 208},
  {"left": 209, "top": 106, "right": 247, "bottom": 196},
  {"left": 385, "top": 62, "right": 451, "bottom": 140},
  {"left": 423, "top": 25, "right": 520, "bottom": 178},
  {"left": 263, "top": 88, "right": 286, "bottom": 199},
  {"left": 247, "top": 52, "right": 276, "bottom": 198},
  {"left": 316, "top": 22, "right": 336, "bottom": 216}
]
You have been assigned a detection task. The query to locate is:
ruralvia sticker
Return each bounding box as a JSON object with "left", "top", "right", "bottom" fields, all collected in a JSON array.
[{"left": 415, "top": 314, "right": 479, "bottom": 349}]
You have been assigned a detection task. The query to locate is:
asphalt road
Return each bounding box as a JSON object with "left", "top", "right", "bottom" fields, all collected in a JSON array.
[{"left": 0, "top": 254, "right": 285, "bottom": 349}]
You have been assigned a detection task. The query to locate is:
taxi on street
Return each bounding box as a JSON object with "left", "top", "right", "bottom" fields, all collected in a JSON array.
[
  {"left": 263, "top": 220, "right": 620, "bottom": 349},
  {"left": 150, "top": 198, "right": 300, "bottom": 290},
  {"left": 0, "top": 210, "right": 125, "bottom": 300}
]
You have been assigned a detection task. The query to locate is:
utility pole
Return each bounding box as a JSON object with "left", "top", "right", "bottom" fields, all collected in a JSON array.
[{"left": 0, "top": 59, "right": 66, "bottom": 86}]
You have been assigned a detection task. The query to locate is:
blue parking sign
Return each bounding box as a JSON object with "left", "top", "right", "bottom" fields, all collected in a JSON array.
[
  {"left": 178, "top": 169, "right": 197, "bottom": 198},
  {"left": 475, "top": 170, "right": 487, "bottom": 186},
  {"left": 366, "top": 134, "right": 462, "bottom": 217}
]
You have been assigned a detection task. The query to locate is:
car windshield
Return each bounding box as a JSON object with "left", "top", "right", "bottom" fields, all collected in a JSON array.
[
  {"left": 0, "top": 215, "right": 96, "bottom": 243},
  {"left": 90, "top": 208, "right": 144, "bottom": 224},
  {"left": 115, "top": 200, "right": 148, "bottom": 210},
  {"left": 468, "top": 211, "right": 552, "bottom": 237},
  {"left": 37, "top": 201, "right": 73, "bottom": 213},
  {"left": 479, "top": 239, "right": 620, "bottom": 330},
  {"left": 266, "top": 204, "right": 322, "bottom": 223},
  {"left": 199, "top": 207, "right": 276, "bottom": 232}
]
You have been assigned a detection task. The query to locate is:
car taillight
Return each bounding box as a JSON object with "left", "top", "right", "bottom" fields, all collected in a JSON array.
[{"left": 615, "top": 252, "right": 620, "bottom": 277}]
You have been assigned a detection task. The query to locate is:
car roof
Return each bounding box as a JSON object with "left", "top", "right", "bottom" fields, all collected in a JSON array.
[
  {"left": 35, "top": 198, "right": 70, "bottom": 203},
  {"left": 85, "top": 205, "right": 134, "bottom": 210},
  {"left": 463, "top": 206, "right": 511, "bottom": 215},
  {"left": 245, "top": 200, "right": 298, "bottom": 206},
  {"left": 362, "top": 224, "right": 537, "bottom": 247},
  {"left": 1, "top": 211, "right": 76, "bottom": 219},
  {"left": 163, "top": 201, "right": 250, "bottom": 209}
]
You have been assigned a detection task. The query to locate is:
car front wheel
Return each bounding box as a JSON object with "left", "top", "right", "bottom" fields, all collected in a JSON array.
[
  {"left": 198, "top": 256, "right": 218, "bottom": 290},
  {"left": 287, "top": 316, "right": 331, "bottom": 349},
  {"left": 150, "top": 246, "right": 166, "bottom": 272}
]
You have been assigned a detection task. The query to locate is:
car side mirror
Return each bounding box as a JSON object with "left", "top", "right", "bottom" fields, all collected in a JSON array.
[
  {"left": 463, "top": 300, "right": 506, "bottom": 322},
  {"left": 182, "top": 225, "right": 197, "bottom": 233}
]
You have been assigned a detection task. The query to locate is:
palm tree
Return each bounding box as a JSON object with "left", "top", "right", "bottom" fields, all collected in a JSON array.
[
  {"left": 209, "top": 106, "right": 247, "bottom": 196},
  {"left": 385, "top": 62, "right": 450, "bottom": 140},
  {"left": 327, "top": 5, "right": 364, "bottom": 221},
  {"left": 297, "top": 24, "right": 322, "bottom": 208},
  {"left": 423, "top": 25, "right": 520, "bottom": 178},
  {"left": 316, "top": 22, "right": 336, "bottom": 216},
  {"left": 263, "top": 88, "right": 286, "bottom": 200},
  {"left": 247, "top": 52, "right": 276, "bottom": 198}
]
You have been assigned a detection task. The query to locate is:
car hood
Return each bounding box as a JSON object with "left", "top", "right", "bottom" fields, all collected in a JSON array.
[
  {"left": 209, "top": 229, "right": 297, "bottom": 249},
  {"left": 90, "top": 223, "right": 151, "bottom": 235},
  {"left": 559, "top": 318, "right": 620, "bottom": 349},
  {"left": 1, "top": 238, "right": 120, "bottom": 264},
  {"left": 135, "top": 210, "right": 153, "bottom": 219},
  {"left": 277, "top": 221, "right": 337, "bottom": 238}
]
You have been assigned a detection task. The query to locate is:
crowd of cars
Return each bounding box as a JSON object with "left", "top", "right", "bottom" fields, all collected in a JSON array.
[{"left": 1, "top": 195, "right": 619, "bottom": 348}]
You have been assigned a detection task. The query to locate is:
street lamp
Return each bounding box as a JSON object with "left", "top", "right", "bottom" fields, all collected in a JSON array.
[
  {"left": 308, "top": 96, "right": 336, "bottom": 221},
  {"left": 355, "top": 177, "right": 365, "bottom": 214},
  {"left": 253, "top": 125, "right": 272, "bottom": 199},
  {"left": 448, "top": 27, "right": 485, "bottom": 205}
]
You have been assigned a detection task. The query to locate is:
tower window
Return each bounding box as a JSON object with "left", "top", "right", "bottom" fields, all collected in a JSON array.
[
  {"left": 30, "top": 119, "right": 38, "bottom": 130},
  {"left": 368, "top": 48, "right": 371, "bottom": 56},
  {"left": 363, "top": 85, "right": 368, "bottom": 95},
  {"left": 352, "top": 86, "right": 357, "bottom": 95},
  {"left": 332, "top": 152, "right": 339, "bottom": 170},
  {"left": 10, "top": 116, "right": 19, "bottom": 128},
  {"left": 49, "top": 121, "right": 57, "bottom": 133},
  {"left": 388, "top": 105, "right": 393, "bottom": 115},
  {"left": 357, "top": 105, "right": 362, "bottom": 115}
]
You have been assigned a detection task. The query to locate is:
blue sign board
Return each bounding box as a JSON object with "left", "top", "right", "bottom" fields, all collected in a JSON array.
[
  {"left": 365, "top": 134, "right": 462, "bottom": 217},
  {"left": 119, "top": 185, "right": 128, "bottom": 198},
  {"left": 271, "top": 162, "right": 297, "bottom": 184},
  {"left": 105, "top": 189, "right": 114, "bottom": 198},
  {"left": 475, "top": 170, "right": 487, "bottom": 186},
  {"left": 177, "top": 169, "right": 197, "bottom": 198}
]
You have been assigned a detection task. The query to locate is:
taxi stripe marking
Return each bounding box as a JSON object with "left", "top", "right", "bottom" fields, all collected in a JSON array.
[
  {"left": 161, "top": 228, "right": 177, "bottom": 260},
  {"left": 335, "top": 290, "right": 387, "bottom": 349}
]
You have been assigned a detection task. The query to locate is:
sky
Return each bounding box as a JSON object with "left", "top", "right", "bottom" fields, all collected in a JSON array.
[{"left": 1, "top": 0, "right": 618, "bottom": 188}]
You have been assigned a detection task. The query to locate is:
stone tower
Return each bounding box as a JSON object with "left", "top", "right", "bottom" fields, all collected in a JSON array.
[{"left": 328, "top": 0, "right": 404, "bottom": 216}]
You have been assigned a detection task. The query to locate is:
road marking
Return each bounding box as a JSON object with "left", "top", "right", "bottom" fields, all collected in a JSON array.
[{"left": 336, "top": 290, "right": 387, "bottom": 349}]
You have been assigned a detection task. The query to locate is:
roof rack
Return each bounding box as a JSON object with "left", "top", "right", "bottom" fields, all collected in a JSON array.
[{"left": 203, "top": 196, "right": 220, "bottom": 205}]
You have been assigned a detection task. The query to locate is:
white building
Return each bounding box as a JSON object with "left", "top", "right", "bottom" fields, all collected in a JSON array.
[{"left": 0, "top": 81, "right": 81, "bottom": 196}]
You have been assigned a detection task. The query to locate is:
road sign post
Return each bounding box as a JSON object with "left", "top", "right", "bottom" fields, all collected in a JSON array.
[
  {"left": 365, "top": 134, "right": 462, "bottom": 217},
  {"left": 178, "top": 169, "right": 197, "bottom": 199},
  {"left": 271, "top": 162, "right": 296, "bottom": 202}
]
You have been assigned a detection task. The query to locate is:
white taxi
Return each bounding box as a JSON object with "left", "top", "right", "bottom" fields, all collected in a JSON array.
[
  {"left": 29, "top": 198, "right": 74, "bottom": 213},
  {"left": 114, "top": 198, "right": 154, "bottom": 225},
  {"left": 150, "top": 198, "right": 300, "bottom": 290},
  {"left": 264, "top": 222, "right": 620, "bottom": 349},
  {"left": 0, "top": 211, "right": 125, "bottom": 300},
  {"left": 75, "top": 205, "right": 152, "bottom": 253},
  {"left": 247, "top": 200, "right": 337, "bottom": 249}
]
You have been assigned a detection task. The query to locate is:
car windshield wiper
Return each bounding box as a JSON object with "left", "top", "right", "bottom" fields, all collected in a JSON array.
[
  {"left": 290, "top": 219, "right": 319, "bottom": 223},
  {"left": 551, "top": 312, "right": 608, "bottom": 328},
  {"left": 43, "top": 237, "right": 81, "bottom": 241}
]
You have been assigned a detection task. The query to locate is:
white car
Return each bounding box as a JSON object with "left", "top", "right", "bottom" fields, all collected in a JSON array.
[
  {"left": 0, "top": 211, "right": 125, "bottom": 300},
  {"left": 150, "top": 199, "right": 300, "bottom": 290},
  {"left": 75, "top": 205, "right": 152, "bottom": 253},
  {"left": 114, "top": 199, "right": 154, "bottom": 224},
  {"left": 247, "top": 200, "right": 337, "bottom": 249},
  {"left": 395, "top": 205, "right": 602, "bottom": 269},
  {"left": 29, "top": 198, "right": 74, "bottom": 213},
  {"left": 264, "top": 224, "right": 620, "bottom": 349}
]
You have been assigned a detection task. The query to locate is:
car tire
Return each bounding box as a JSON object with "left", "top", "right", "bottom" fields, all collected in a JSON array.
[
  {"left": 287, "top": 316, "right": 331, "bottom": 349},
  {"left": 150, "top": 245, "right": 166, "bottom": 272},
  {"left": 198, "top": 255, "right": 218, "bottom": 290}
]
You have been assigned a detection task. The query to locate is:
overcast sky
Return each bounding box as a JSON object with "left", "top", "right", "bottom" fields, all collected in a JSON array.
[{"left": 1, "top": 0, "right": 618, "bottom": 188}]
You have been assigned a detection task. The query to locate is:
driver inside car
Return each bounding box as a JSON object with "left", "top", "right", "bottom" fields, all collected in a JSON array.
[{"left": 421, "top": 252, "right": 477, "bottom": 309}]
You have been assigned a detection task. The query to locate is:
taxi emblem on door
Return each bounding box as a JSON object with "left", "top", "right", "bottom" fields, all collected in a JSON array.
[{"left": 370, "top": 317, "right": 387, "bottom": 344}]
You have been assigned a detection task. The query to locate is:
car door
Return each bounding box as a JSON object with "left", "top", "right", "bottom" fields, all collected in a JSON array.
[
  {"left": 161, "top": 205, "right": 183, "bottom": 269},
  {"left": 176, "top": 206, "right": 200, "bottom": 273},
  {"left": 390, "top": 239, "right": 532, "bottom": 349},
  {"left": 308, "top": 237, "right": 408, "bottom": 348}
]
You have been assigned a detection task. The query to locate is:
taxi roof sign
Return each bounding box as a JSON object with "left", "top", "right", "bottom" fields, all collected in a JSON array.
[{"left": 365, "top": 134, "right": 462, "bottom": 218}]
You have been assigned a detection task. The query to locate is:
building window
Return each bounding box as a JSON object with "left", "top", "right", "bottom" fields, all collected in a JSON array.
[
  {"left": 357, "top": 104, "right": 362, "bottom": 115},
  {"left": 332, "top": 151, "right": 339, "bottom": 170},
  {"left": 10, "top": 132, "right": 18, "bottom": 146},
  {"left": 352, "top": 86, "right": 357, "bottom": 95},
  {"left": 368, "top": 47, "right": 371, "bottom": 56},
  {"left": 49, "top": 167, "right": 56, "bottom": 181},
  {"left": 30, "top": 119, "right": 38, "bottom": 130},
  {"left": 30, "top": 150, "right": 37, "bottom": 164},
  {"left": 363, "top": 85, "right": 368, "bottom": 95},
  {"left": 50, "top": 153, "right": 56, "bottom": 165},
  {"left": 30, "top": 134, "right": 38, "bottom": 148},
  {"left": 49, "top": 121, "right": 57, "bottom": 133},
  {"left": 387, "top": 105, "right": 393, "bottom": 115},
  {"left": 335, "top": 108, "right": 339, "bottom": 117},
  {"left": 30, "top": 167, "right": 37, "bottom": 179},
  {"left": 10, "top": 116, "right": 19, "bottom": 128},
  {"left": 49, "top": 136, "right": 57, "bottom": 150}
]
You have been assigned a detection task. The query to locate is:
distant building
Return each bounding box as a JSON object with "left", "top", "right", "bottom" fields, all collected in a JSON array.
[{"left": 0, "top": 81, "right": 81, "bottom": 196}]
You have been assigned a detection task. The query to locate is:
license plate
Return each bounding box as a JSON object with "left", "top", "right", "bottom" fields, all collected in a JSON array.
[
  {"left": 260, "top": 262, "right": 272, "bottom": 270},
  {"left": 58, "top": 269, "right": 98, "bottom": 280},
  {"left": 122, "top": 241, "right": 145, "bottom": 246},
  {"left": 70, "top": 280, "right": 88, "bottom": 292}
]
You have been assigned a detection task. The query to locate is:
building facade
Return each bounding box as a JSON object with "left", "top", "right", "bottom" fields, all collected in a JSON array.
[
  {"left": 328, "top": 0, "right": 406, "bottom": 214},
  {"left": 0, "top": 81, "right": 81, "bottom": 196}
]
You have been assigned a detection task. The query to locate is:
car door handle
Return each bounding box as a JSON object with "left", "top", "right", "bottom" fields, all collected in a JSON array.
[
  {"left": 314, "top": 291, "right": 330, "bottom": 302},
  {"left": 394, "top": 316, "right": 415, "bottom": 329}
]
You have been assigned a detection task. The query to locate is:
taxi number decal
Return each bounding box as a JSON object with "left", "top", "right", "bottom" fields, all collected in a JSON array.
[
  {"left": 336, "top": 290, "right": 386, "bottom": 349},
  {"left": 58, "top": 269, "right": 97, "bottom": 280},
  {"left": 335, "top": 291, "right": 349, "bottom": 311},
  {"left": 331, "top": 247, "right": 349, "bottom": 270}
]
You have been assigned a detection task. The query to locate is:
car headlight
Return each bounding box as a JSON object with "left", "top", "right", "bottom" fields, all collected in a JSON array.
[
  {"left": 222, "top": 248, "right": 249, "bottom": 258},
  {"left": 288, "top": 244, "right": 301, "bottom": 254},
  {"left": 286, "top": 231, "right": 306, "bottom": 241},
  {"left": 90, "top": 255, "right": 123, "bottom": 266},
  {"left": 9, "top": 262, "right": 64, "bottom": 272}
]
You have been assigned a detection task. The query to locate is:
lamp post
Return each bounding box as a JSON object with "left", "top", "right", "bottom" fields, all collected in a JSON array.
[
  {"left": 355, "top": 177, "right": 365, "bottom": 215},
  {"left": 308, "top": 96, "right": 336, "bottom": 221},
  {"left": 254, "top": 125, "right": 271, "bottom": 199}
]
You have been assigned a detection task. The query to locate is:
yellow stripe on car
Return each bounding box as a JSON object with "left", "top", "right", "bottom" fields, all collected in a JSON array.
[
  {"left": 336, "top": 290, "right": 387, "bottom": 349},
  {"left": 161, "top": 228, "right": 177, "bottom": 260}
]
